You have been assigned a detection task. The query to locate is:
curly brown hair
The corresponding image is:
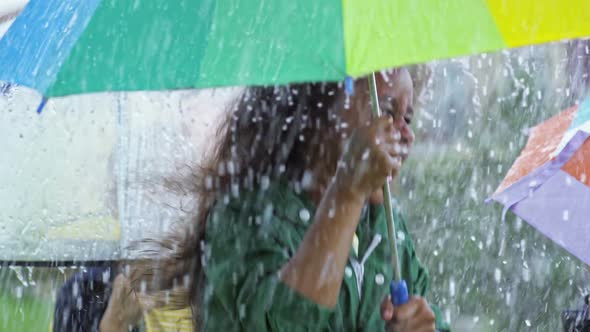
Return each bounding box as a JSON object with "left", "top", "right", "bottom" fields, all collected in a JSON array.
[{"left": 127, "top": 81, "right": 349, "bottom": 328}]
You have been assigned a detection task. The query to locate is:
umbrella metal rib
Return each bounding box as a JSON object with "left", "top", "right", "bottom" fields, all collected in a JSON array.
[{"left": 368, "top": 73, "right": 402, "bottom": 282}]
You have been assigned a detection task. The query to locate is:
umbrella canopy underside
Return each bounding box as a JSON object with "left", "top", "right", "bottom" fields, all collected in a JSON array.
[{"left": 1, "top": 0, "right": 589, "bottom": 97}]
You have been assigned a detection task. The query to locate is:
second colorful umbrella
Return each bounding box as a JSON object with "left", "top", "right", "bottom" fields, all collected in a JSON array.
[{"left": 490, "top": 98, "right": 590, "bottom": 266}]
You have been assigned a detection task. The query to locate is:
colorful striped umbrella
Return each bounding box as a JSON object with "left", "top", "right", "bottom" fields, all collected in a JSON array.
[
  {"left": 0, "top": 0, "right": 589, "bottom": 98},
  {"left": 490, "top": 98, "right": 590, "bottom": 266}
]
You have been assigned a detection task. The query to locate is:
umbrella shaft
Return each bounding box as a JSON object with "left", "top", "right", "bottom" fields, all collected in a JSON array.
[{"left": 367, "top": 73, "right": 402, "bottom": 282}]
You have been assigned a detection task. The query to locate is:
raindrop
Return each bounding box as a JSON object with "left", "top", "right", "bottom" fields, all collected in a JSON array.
[
  {"left": 515, "top": 218, "right": 523, "bottom": 232},
  {"left": 227, "top": 161, "right": 235, "bottom": 174},
  {"left": 523, "top": 267, "right": 531, "bottom": 282},
  {"left": 263, "top": 204, "right": 274, "bottom": 223},
  {"left": 217, "top": 162, "right": 226, "bottom": 176},
  {"left": 301, "top": 171, "right": 314, "bottom": 189},
  {"left": 396, "top": 231, "right": 405, "bottom": 241},
  {"left": 299, "top": 209, "right": 311, "bottom": 223},
  {"left": 344, "top": 94, "right": 350, "bottom": 109},
  {"left": 72, "top": 281, "right": 79, "bottom": 297},
  {"left": 9, "top": 266, "right": 29, "bottom": 287},
  {"left": 26, "top": 267, "right": 35, "bottom": 286},
  {"left": 140, "top": 280, "right": 147, "bottom": 294},
  {"left": 494, "top": 268, "right": 501, "bottom": 283},
  {"left": 328, "top": 208, "right": 335, "bottom": 219},
  {"left": 260, "top": 176, "right": 270, "bottom": 190},
  {"left": 239, "top": 304, "right": 246, "bottom": 319},
  {"left": 183, "top": 274, "right": 190, "bottom": 289}
]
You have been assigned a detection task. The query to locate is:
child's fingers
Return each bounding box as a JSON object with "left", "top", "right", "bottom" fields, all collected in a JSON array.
[{"left": 381, "top": 295, "right": 395, "bottom": 321}]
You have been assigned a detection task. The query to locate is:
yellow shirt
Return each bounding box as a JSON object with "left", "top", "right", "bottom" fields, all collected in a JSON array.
[
  {"left": 144, "top": 235, "right": 359, "bottom": 331},
  {"left": 144, "top": 307, "right": 193, "bottom": 332},
  {"left": 48, "top": 307, "right": 193, "bottom": 332}
]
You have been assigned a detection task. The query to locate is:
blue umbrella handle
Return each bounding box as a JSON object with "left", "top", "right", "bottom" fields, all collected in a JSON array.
[{"left": 390, "top": 279, "right": 409, "bottom": 306}]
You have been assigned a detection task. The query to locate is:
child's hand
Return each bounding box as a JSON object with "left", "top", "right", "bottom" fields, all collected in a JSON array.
[
  {"left": 99, "top": 274, "right": 143, "bottom": 332},
  {"left": 381, "top": 295, "right": 436, "bottom": 332},
  {"left": 336, "top": 116, "right": 404, "bottom": 200}
]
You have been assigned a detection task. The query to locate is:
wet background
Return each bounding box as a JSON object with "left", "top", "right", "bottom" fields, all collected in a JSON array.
[{"left": 1, "top": 1, "right": 590, "bottom": 330}]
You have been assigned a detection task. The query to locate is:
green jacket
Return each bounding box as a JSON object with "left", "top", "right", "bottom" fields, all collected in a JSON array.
[{"left": 203, "top": 181, "right": 450, "bottom": 331}]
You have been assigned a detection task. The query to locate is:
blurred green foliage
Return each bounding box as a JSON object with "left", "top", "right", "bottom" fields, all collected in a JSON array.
[
  {"left": 0, "top": 267, "right": 56, "bottom": 332},
  {"left": 0, "top": 294, "right": 53, "bottom": 331}
]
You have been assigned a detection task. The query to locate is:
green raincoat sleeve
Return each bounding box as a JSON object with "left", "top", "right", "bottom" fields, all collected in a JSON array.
[
  {"left": 202, "top": 186, "right": 450, "bottom": 331},
  {"left": 203, "top": 196, "right": 334, "bottom": 331}
]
